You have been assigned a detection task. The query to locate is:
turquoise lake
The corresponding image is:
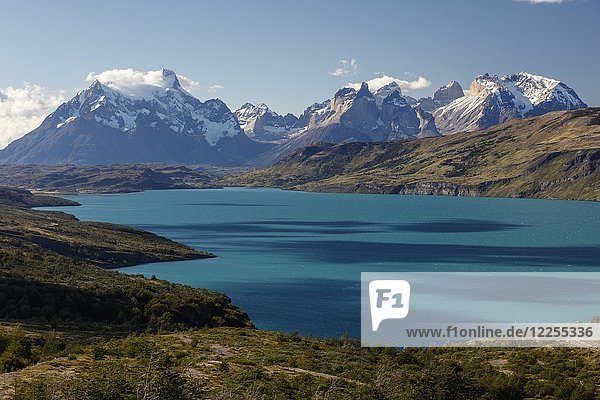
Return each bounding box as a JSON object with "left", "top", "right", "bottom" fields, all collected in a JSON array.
[{"left": 45, "top": 188, "right": 600, "bottom": 337}]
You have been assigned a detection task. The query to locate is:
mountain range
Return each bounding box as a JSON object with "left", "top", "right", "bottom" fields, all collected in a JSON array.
[
  {"left": 0, "top": 69, "right": 588, "bottom": 166},
  {"left": 251, "top": 81, "right": 442, "bottom": 165}
]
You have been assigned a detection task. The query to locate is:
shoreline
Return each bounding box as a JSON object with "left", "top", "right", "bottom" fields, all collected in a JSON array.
[{"left": 31, "top": 183, "right": 600, "bottom": 204}]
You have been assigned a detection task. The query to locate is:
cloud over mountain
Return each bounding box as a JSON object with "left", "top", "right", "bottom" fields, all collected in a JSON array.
[
  {"left": 85, "top": 68, "right": 200, "bottom": 98},
  {"left": 0, "top": 83, "right": 65, "bottom": 149},
  {"left": 347, "top": 75, "right": 431, "bottom": 92}
]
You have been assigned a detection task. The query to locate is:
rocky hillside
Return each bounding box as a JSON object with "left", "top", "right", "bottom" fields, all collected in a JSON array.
[
  {"left": 252, "top": 71, "right": 586, "bottom": 166},
  {"left": 222, "top": 108, "right": 600, "bottom": 201}
]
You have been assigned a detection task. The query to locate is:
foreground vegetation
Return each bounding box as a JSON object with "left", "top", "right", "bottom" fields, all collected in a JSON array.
[
  {"left": 222, "top": 108, "right": 600, "bottom": 201},
  {"left": 0, "top": 249, "right": 250, "bottom": 332},
  {"left": 1, "top": 325, "right": 599, "bottom": 399}
]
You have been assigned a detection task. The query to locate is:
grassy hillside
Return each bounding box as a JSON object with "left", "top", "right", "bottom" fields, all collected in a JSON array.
[
  {"left": 1, "top": 325, "right": 599, "bottom": 399},
  {"left": 222, "top": 108, "right": 600, "bottom": 201}
]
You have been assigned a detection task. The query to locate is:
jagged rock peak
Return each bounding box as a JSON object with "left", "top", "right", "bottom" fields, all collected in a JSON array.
[
  {"left": 382, "top": 90, "right": 408, "bottom": 107},
  {"left": 433, "top": 81, "right": 464, "bottom": 103},
  {"left": 334, "top": 87, "right": 356, "bottom": 98},
  {"left": 356, "top": 82, "right": 372, "bottom": 98}
]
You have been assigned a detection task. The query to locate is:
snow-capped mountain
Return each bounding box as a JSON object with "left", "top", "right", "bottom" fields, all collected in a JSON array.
[
  {"left": 254, "top": 81, "right": 440, "bottom": 165},
  {"left": 234, "top": 103, "right": 298, "bottom": 142},
  {"left": 433, "top": 72, "right": 587, "bottom": 135},
  {"left": 0, "top": 69, "right": 271, "bottom": 165},
  {"left": 293, "top": 79, "right": 440, "bottom": 141}
]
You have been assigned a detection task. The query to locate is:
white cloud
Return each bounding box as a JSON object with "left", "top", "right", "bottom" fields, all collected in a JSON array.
[
  {"left": 514, "top": 0, "right": 565, "bottom": 4},
  {"left": 207, "top": 84, "right": 224, "bottom": 95},
  {"left": 85, "top": 68, "right": 200, "bottom": 99},
  {"left": 177, "top": 75, "right": 200, "bottom": 92},
  {"left": 0, "top": 83, "right": 65, "bottom": 149},
  {"left": 347, "top": 74, "right": 431, "bottom": 92},
  {"left": 330, "top": 59, "right": 358, "bottom": 77}
]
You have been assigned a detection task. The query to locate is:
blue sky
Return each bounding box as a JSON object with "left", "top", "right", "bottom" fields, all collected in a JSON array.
[{"left": 0, "top": 0, "right": 598, "bottom": 146}]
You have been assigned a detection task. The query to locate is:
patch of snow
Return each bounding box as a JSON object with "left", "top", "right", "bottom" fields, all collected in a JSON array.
[
  {"left": 56, "top": 116, "right": 77, "bottom": 129},
  {"left": 504, "top": 72, "right": 559, "bottom": 106},
  {"left": 118, "top": 112, "right": 136, "bottom": 130},
  {"left": 502, "top": 80, "right": 533, "bottom": 114},
  {"left": 200, "top": 116, "right": 239, "bottom": 146},
  {"left": 90, "top": 95, "right": 106, "bottom": 111},
  {"left": 442, "top": 81, "right": 459, "bottom": 90},
  {"left": 433, "top": 94, "right": 488, "bottom": 133}
]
